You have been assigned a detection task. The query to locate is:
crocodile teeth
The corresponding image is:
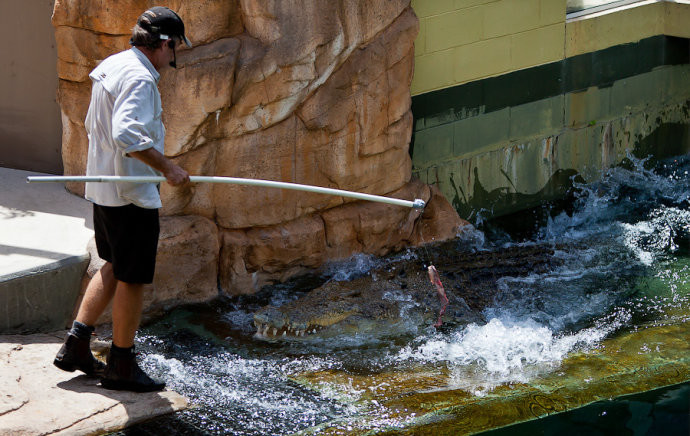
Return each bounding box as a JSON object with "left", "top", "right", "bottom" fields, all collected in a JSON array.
[
  {"left": 311, "top": 329, "right": 316, "bottom": 334},
  {"left": 282, "top": 331, "right": 286, "bottom": 337},
  {"left": 272, "top": 328, "right": 277, "bottom": 336}
]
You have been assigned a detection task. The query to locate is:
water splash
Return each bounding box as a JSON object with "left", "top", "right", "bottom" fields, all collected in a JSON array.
[
  {"left": 138, "top": 343, "right": 356, "bottom": 435},
  {"left": 390, "top": 154, "right": 690, "bottom": 395},
  {"left": 539, "top": 154, "right": 690, "bottom": 243},
  {"left": 323, "top": 253, "right": 380, "bottom": 282},
  {"left": 393, "top": 310, "right": 629, "bottom": 396},
  {"left": 621, "top": 207, "right": 690, "bottom": 265},
  {"left": 129, "top": 153, "right": 690, "bottom": 433}
]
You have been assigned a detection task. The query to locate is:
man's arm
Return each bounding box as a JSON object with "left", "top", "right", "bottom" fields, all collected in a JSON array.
[
  {"left": 128, "top": 148, "right": 189, "bottom": 186},
  {"left": 111, "top": 79, "right": 189, "bottom": 186}
]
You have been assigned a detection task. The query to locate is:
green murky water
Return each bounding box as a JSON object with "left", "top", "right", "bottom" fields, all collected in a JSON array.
[
  {"left": 483, "top": 381, "right": 689, "bottom": 436},
  {"left": 116, "top": 154, "right": 690, "bottom": 435}
]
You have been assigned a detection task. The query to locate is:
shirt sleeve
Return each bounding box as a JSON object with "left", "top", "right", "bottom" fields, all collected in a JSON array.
[{"left": 111, "top": 78, "right": 158, "bottom": 156}]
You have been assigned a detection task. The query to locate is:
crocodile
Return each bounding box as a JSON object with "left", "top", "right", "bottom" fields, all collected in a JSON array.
[{"left": 253, "top": 240, "right": 564, "bottom": 339}]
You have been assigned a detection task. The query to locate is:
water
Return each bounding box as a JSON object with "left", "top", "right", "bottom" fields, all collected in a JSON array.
[
  {"left": 482, "top": 381, "right": 690, "bottom": 436},
  {"left": 117, "top": 154, "right": 690, "bottom": 435}
]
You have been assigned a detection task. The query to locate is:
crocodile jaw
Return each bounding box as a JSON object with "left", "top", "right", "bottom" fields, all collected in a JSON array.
[
  {"left": 253, "top": 309, "right": 359, "bottom": 339},
  {"left": 253, "top": 321, "right": 324, "bottom": 339}
]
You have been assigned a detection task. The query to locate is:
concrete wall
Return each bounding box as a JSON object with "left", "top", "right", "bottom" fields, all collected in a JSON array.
[
  {"left": 411, "top": 0, "right": 690, "bottom": 95},
  {"left": 409, "top": 0, "right": 690, "bottom": 220},
  {"left": 567, "top": 0, "right": 690, "bottom": 56},
  {"left": 411, "top": 0, "right": 566, "bottom": 95},
  {"left": 1, "top": 256, "right": 88, "bottom": 334},
  {"left": 0, "top": 0, "right": 62, "bottom": 174}
]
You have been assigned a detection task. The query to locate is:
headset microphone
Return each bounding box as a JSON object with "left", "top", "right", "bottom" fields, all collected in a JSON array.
[{"left": 168, "top": 39, "right": 177, "bottom": 68}]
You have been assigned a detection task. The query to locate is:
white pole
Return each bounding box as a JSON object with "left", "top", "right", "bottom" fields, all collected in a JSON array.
[{"left": 27, "top": 175, "right": 427, "bottom": 209}]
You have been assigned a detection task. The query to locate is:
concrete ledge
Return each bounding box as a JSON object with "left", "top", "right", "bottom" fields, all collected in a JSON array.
[
  {"left": 0, "top": 333, "right": 188, "bottom": 435},
  {"left": 0, "top": 167, "right": 94, "bottom": 334},
  {"left": 412, "top": 0, "right": 690, "bottom": 96},
  {"left": 1, "top": 255, "right": 89, "bottom": 334}
]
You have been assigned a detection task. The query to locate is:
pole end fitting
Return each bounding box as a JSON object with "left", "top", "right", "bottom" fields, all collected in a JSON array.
[{"left": 412, "top": 199, "right": 426, "bottom": 210}]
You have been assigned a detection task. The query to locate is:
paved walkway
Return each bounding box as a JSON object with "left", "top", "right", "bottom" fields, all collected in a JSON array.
[
  {"left": 0, "top": 333, "right": 188, "bottom": 435},
  {"left": 0, "top": 167, "right": 93, "bottom": 278},
  {"left": 0, "top": 167, "right": 188, "bottom": 434}
]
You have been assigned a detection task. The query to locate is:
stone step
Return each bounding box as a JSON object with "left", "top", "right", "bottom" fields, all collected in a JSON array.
[
  {"left": 0, "top": 167, "right": 94, "bottom": 334},
  {"left": 0, "top": 333, "right": 188, "bottom": 435}
]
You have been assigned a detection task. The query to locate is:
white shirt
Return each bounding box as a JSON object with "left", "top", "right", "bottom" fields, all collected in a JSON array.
[{"left": 84, "top": 47, "right": 165, "bottom": 209}]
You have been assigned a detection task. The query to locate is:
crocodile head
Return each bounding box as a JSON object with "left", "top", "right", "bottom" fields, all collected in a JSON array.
[
  {"left": 253, "top": 279, "right": 408, "bottom": 339},
  {"left": 252, "top": 242, "right": 563, "bottom": 340},
  {"left": 253, "top": 304, "right": 361, "bottom": 339},
  {"left": 253, "top": 268, "right": 433, "bottom": 340}
]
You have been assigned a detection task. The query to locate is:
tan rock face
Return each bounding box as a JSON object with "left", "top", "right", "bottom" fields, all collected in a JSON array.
[
  {"left": 408, "top": 184, "right": 471, "bottom": 246},
  {"left": 159, "top": 38, "right": 241, "bottom": 156},
  {"left": 218, "top": 178, "right": 467, "bottom": 294},
  {"left": 153, "top": 215, "right": 220, "bottom": 306},
  {"left": 57, "top": 79, "right": 92, "bottom": 196},
  {"left": 52, "top": 0, "right": 243, "bottom": 43},
  {"left": 54, "top": 1, "right": 467, "bottom": 305}
]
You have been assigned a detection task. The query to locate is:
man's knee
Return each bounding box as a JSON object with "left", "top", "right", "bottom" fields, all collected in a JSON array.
[
  {"left": 100, "top": 261, "right": 113, "bottom": 275},
  {"left": 117, "top": 281, "right": 148, "bottom": 294},
  {"left": 98, "top": 262, "right": 116, "bottom": 285}
]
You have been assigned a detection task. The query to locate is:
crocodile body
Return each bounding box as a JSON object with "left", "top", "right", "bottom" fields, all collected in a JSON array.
[{"left": 253, "top": 241, "right": 563, "bottom": 339}]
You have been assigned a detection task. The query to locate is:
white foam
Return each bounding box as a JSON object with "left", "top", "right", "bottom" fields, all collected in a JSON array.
[
  {"left": 142, "top": 352, "right": 347, "bottom": 416},
  {"left": 395, "top": 316, "right": 617, "bottom": 395},
  {"left": 325, "top": 253, "right": 379, "bottom": 281},
  {"left": 621, "top": 207, "right": 690, "bottom": 265}
]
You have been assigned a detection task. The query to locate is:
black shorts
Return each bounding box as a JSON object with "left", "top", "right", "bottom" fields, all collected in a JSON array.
[{"left": 93, "top": 203, "right": 160, "bottom": 284}]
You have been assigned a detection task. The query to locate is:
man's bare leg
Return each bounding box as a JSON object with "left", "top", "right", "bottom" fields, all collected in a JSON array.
[
  {"left": 75, "top": 262, "right": 117, "bottom": 326},
  {"left": 111, "top": 281, "right": 145, "bottom": 348}
]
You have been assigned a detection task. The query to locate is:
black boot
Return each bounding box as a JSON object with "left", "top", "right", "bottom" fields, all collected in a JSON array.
[
  {"left": 101, "top": 345, "right": 165, "bottom": 392},
  {"left": 53, "top": 332, "right": 106, "bottom": 377}
]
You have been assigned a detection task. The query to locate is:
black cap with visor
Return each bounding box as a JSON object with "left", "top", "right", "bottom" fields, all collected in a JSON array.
[{"left": 134, "top": 6, "right": 192, "bottom": 68}]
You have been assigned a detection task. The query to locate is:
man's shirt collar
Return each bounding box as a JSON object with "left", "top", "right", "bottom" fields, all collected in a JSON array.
[{"left": 131, "top": 47, "right": 161, "bottom": 83}]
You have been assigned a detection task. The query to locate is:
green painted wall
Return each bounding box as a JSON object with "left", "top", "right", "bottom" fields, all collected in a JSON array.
[{"left": 410, "top": 0, "right": 690, "bottom": 221}]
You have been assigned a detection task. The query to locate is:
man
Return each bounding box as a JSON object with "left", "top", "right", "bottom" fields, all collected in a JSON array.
[{"left": 53, "top": 6, "right": 191, "bottom": 392}]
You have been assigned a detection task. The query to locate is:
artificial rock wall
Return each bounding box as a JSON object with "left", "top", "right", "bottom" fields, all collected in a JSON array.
[{"left": 52, "top": 0, "right": 465, "bottom": 309}]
